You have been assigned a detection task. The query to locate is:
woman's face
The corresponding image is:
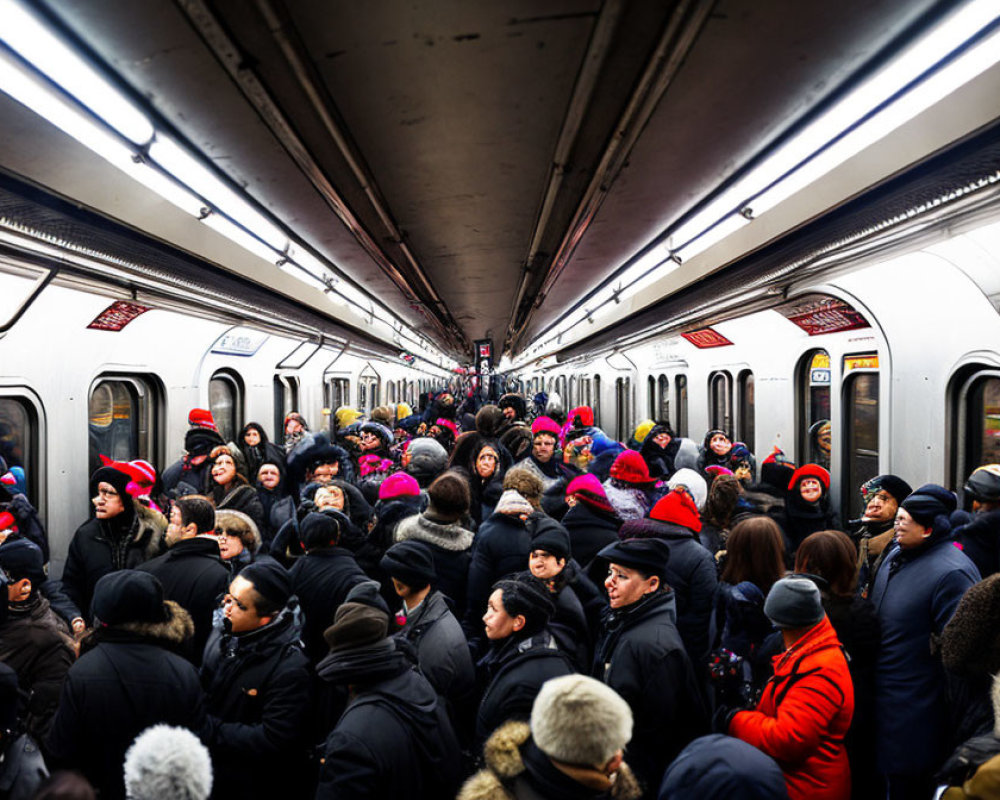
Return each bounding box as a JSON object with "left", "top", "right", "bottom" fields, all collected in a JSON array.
[
  {"left": 243, "top": 428, "right": 261, "bottom": 447},
  {"left": 257, "top": 464, "right": 281, "bottom": 490},
  {"left": 285, "top": 418, "right": 304, "bottom": 436},
  {"left": 529, "top": 549, "right": 564, "bottom": 580},
  {"left": 211, "top": 454, "right": 237, "bottom": 486},
  {"left": 709, "top": 434, "right": 732, "bottom": 456},
  {"left": 799, "top": 477, "right": 823, "bottom": 504},
  {"left": 315, "top": 485, "right": 345, "bottom": 511},
  {"left": 216, "top": 527, "right": 245, "bottom": 560},
  {"left": 476, "top": 447, "right": 499, "bottom": 478}
]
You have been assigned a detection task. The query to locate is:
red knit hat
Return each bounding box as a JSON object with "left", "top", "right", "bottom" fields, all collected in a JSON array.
[
  {"left": 188, "top": 408, "right": 218, "bottom": 432},
  {"left": 650, "top": 486, "right": 703, "bottom": 532},
  {"left": 567, "top": 406, "right": 594, "bottom": 428},
  {"left": 532, "top": 416, "right": 562, "bottom": 438},
  {"left": 566, "top": 473, "right": 615, "bottom": 514},
  {"left": 788, "top": 463, "right": 830, "bottom": 491},
  {"left": 610, "top": 450, "right": 655, "bottom": 486}
]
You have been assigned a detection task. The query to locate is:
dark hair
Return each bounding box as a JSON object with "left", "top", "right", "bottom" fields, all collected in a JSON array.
[
  {"left": 428, "top": 471, "right": 471, "bottom": 518},
  {"left": 175, "top": 496, "right": 216, "bottom": 535},
  {"left": 702, "top": 473, "right": 742, "bottom": 529},
  {"left": 31, "top": 771, "right": 96, "bottom": 800},
  {"left": 794, "top": 530, "right": 857, "bottom": 597},
  {"left": 492, "top": 574, "right": 554, "bottom": 637},
  {"left": 249, "top": 587, "right": 283, "bottom": 618},
  {"left": 721, "top": 516, "right": 786, "bottom": 594}
]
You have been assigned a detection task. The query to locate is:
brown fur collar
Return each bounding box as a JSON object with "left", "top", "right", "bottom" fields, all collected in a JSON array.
[
  {"left": 458, "top": 721, "right": 642, "bottom": 800},
  {"left": 113, "top": 600, "right": 194, "bottom": 645},
  {"left": 133, "top": 500, "right": 167, "bottom": 559}
]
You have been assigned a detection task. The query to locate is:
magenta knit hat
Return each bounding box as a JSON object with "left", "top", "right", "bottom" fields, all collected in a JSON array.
[{"left": 378, "top": 472, "right": 421, "bottom": 500}]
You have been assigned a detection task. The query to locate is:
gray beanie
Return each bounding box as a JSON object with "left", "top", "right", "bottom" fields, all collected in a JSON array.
[
  {"left": 530, "top": 674, "right": 633, "bottom": 767},
  {"left": 764, "top": 576, "right": 824, "bottom": 630}
]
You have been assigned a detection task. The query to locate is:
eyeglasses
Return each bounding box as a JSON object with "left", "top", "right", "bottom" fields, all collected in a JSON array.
[{"left": 215, "top": 529, "right": 235, "bottom": 539}]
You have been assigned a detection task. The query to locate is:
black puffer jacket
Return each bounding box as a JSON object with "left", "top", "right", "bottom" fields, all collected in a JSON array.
[
  {"left": 137, "top": 536, "right": 230, "bottom": 665},
  {"left": 394, "top": 513, "right": 475, "bottom": 618},
  {"left": 201, "top": 603, "right": 313, "bottom": 800},
  {"left": 61, "top": 502, "right": 165, "bottom": 620},
  {"left": 46, "top": 603, "right": 206, "bottom": 800},
  {"left": 955, "top": 507, "right": 1000, "bottom": 580},
  {"left": 562, "top": 501, "right": 622, "bottom": 568},
  {"left": 592, "top": 590, "right": 709, "bottom": 793},
  {"left": 211, "top": 482, "right": 266, "bottom": 534},
  {"left": 288, "top": 546, "right": 369, "bottom": 663},
  {"left": 475, "top": 630, "right": 574, "bottom": 747}
]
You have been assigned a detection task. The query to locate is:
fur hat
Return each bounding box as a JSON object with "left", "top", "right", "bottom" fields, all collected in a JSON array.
[
  {"left": 650, "top": 487, "right": 703, "bottom": 532},
  {"left": 764, "top": 576, "right": 825, "bottom": 629},
  {"left": 213, "top": 509, "right": 261, "bottom": 554},
  {"left": 498, "top": 393, "right": 527, "bottom": 419},
  {"left": 124, "top": 724, "right": 212, "bottom": 800},
  {"left": 667, "top": 468, "right": 708, "bottom": 510},
  {"left": 503, "top": 467, "right": 544, "bottom": 506},
  {"left": 530, "top": 675, "right": 632, "bottom": 768},
  {"left": 428, "top": 472, "right": 470, "bottom": 519}
]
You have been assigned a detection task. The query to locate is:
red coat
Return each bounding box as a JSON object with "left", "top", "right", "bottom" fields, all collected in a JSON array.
[{"left": 729, "top": 615, "right": 854, "bottom": 800}]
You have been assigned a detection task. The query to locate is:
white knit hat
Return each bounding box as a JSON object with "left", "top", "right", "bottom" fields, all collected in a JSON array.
[
  {"left": 530, "top": 674, "right": 633, "bottom": 767},
  {"left": 123, "top": 724, "right": 212, "bottom": 800}
]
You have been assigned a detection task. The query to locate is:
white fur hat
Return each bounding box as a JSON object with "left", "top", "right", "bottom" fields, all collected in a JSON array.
[
  {"left": 530, "top": 674, "right": 633, "bottom": 767},
  {"left": 123, "top": 724, "right": 212, "bottom": 800}
]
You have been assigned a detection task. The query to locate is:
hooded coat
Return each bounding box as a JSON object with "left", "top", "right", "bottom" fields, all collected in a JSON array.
[
  {"left": 201, "top": 602, "right": 312, "bottom": 799},
  {"left": 459, "top": 720, "right": 642, "bottom": 800},
  {"left": 592, "top": 590, "right": 709, "bottom": 794},
  {"left": 953, "top": 507, "right": 1000, "bottom": 580},
  {"left": 254, "top": 460, "right": 291, "bottom": 547},
  {"left": 236, "top": 423, "right": 285, "bottom": 484},
  {"left": 394, "top": 512, "right": 474, "bottom": 618},
  {"left": 61, "top": 501, "right": 166, "bottom": 620},
  {"left": 729, "top": 616, "right": 854, "bottom": 800},
  {"left": 870, "top": 537, "right": 980, "bottom": 775},
  {"left": 46, "top": 602, "right": 206, "bottom": 800}
]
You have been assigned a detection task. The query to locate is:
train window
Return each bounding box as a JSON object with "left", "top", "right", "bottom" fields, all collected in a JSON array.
[
  {"left": 738, "top": 370, "right": 755, "bottom": 449},
  {"left": 593, "top": 375, "right": 602, "bottom": 429},
  {"left": 844, "top": 373, "right": 879, "bottom": 520},
  {"left": 615, "top": 377, "right": 632, "bottom": 442},
  {"left": 709, "top": 371, "right": 733, "bottom": 434},
  {"left": 273, "top": 376, "right": 299, "bottom": 440},
  {"left": 657, "top": 375, "right": 670, "bottom": 424},
  {"left": 358, "top": 364, "right": 381, "bottom": 413},
  {"left": 88, "top": 376, "right": 160, "bottom": 477},
  {"left": 209, "top": 369, "right": 243, "bottom": 443},
  {"left": 647, "top": 376, "right": 656, "bottom": 419},
  {"left": 961, "top": 374, "right": 1000, "bottom": 477},
  {"left": 569, "top": 376, "right": 578, "bottom": 407},
  {"left": 325, "top": 378, "right": 350, "bottom": 415},
  {"left": 556, "top": 375, "right": 567, "bottom": 404},
  {"left": 675, "top": 375, "right": 688, "bottom": 438},
  {"left": 799, "top": 350, "right": 832, "bottom": 469},
  {"left": 0, "top": 395, "right": 40, "bottom": 509}
]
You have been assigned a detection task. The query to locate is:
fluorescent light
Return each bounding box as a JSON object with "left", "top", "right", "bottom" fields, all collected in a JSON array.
[
  {"left": 286, "top": 243, "right": 336, "bottom": 283},
  {"left": 278, "top": 261, "right": 328, "bottom": 292},
  {"left": 673, "top": 214, "right": 749, "bottom": 263},
  {"left": 334, "top": 281, "right": 373, "bottom": 312},
  {"left": 751, "top": 24, "right": 1000, "bottom": 215},
  {"left": 149, "top": 136, "right": 288, "bottom": 252},
  {"left": 201, "top": 212, "right": 282, "bottom": 264},
  {"left": 0, "top": 0, "right": 153, "bottom": 144}
]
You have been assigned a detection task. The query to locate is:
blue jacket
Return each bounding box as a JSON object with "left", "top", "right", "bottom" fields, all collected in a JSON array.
[{"left": 870, "top": 538, "right": 980, "bottom": 774}]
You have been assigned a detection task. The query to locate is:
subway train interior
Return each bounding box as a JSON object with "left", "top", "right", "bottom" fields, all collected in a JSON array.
[{"left": 1, "top": 0, "right": 1000, "bottom": 577}]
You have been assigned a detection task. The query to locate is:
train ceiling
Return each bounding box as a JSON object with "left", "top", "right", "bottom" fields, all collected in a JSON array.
[{"left": 0, "top": 0, "right": 997, "bottom": 365}]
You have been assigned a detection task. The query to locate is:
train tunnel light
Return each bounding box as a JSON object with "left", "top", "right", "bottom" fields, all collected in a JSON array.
[{"left": 0, "top": 0, "right": 153, "bottom": 145}]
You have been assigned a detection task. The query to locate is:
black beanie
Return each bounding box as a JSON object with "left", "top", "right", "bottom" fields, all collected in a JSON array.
[
  {"left": 530, "top": 526, "right": 571, "bottom": 561},
  {"left": 300, "top": 511, "right": 342, "bottom": 550},
  {"left": 241, "top": 561, "right": 290, "bottom": 609},
  {"left": 185, "top": 427, "right": 225, "bottom": 457},
  {"left": 428, "top": 472, "right": 470, "bottom": 519},
  {"left": 493, "top": 575, "right": 555, "bottom": 636},
  {"left": 381, "top": 541, "right": 436, "bottom": 589},
  {"left": 862, "top": 474, "right": 912, "bottom": 504},
  {"left": 92, "top": 570, "right": 169, "bottom": 626},
  {"left": 901, "top": 484, "right": 957, "bottom": 527},
  {"left": 0, "top": 539, "right": 46, "bottom": 585},
  {"left": 89, "top": 466, "right": 132, "bottom": 503}
]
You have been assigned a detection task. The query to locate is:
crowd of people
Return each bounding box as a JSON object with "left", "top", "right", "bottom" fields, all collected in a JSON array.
[{"left": 2, "top": 387, "right": 1000, "bottom": 799}]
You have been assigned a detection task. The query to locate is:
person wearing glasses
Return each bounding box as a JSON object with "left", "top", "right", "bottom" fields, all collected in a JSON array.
[{"left": 592, "top": 538, "right": 708, "bottom": 798}]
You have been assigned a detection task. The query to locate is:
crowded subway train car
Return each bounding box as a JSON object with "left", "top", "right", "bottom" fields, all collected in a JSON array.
[{"left": 3, "top": 0, "right": 1000, "bottom": 797}]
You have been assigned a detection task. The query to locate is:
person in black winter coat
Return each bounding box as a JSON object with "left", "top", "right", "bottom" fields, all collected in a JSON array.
[
  {"left": 46, "top": 571, "right": 207, "bottom": 800},
  {"left": 137, "top": 496, "right": 229, "bottom": 665},
  {"left": 394, "top": 472, "right": 475, "bottom": 618},
  {"left": 61, "top": 465, "right": 166, "bottom": 621},
  {"left": 562, "top": 473, "right": 623, "bottom": 567},
  {"left": 659, "top": 733, "right": 789, "bottom": 800},
  {"left": 953, "top": 465, "right": 1000, "bottom": 580},
  {"left": 161, "top": 427, "right": 225, "bottom": 499},
  {"left": 236, "top": 422, "right": 285, "bottom": 486},
  {"left": 450, "top": 438, "right": 512, "bottom": 528},
  {"left": 205, "top": 445, "right": 266, "bottom": 533},
  {"left": 201, "top": 561, "right": 312, "bottom": 800},
  {"left": 849, "top": 473, "right": 912, "bottom": 600},
  {"left": 474, "top": 576, "right": 574, "bottom": 748},
  {"left": 796, "top": 531, "right": 882, "bottom": 800},
  {"left": 593, "top": 538, "right": 709, "bottom": 798},
  {"left": 640, "top": 423, "right": 682, "bottom": 481},
  {"left": 623, "top": 487, "right": 719, "bottom": 669},
  {"left": 288, "top": 512, "right": 369, "bottom": 664},
  {"left": 315, "top": 599, "right": 463, "bottom": 800},
  {"left": 254, "top": 459, "right": 290, "bottom": 548},
  {"left": 781, "top": 464, "right": 839, "bottom": 554}
]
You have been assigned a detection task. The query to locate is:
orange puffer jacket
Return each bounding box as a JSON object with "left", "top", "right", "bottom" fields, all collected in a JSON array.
[{"left": 729, "top": 615, "right": 854, "bottom": 800}]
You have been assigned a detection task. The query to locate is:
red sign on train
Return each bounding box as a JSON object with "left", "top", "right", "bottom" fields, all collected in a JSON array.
[
  {"left": 779, "top": 295, "right": 870, "bottom": 336},
  {"left": 87, "top": 301, "right": 151, "bottom": 331},
  {"left": 681, "top": 328, "right": 733, "bottom": 348}
]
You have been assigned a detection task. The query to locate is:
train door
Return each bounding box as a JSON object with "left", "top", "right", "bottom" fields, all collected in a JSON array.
[
  {"left": 737, "top": 370, "right": 755, "bottom": 452},
  {"left": 615, "top": 377, "right": 633, "bottom": 443},
  {"left": 953, "top": 368, "right": 1000, "bottom": 503},
  {"left": 209, "top": 369, "right": 244, "bottom": 443},
  {"left": 0, "top": 392, "right": 42, "bottom": 511},
  {"left": 88, "top": 375, "right": 162, "bottom": 478},
  {"left": 708, "top": 371, "right": 733, "bottom": 434},
  {"left": 842, "top": 354, "right": 880, "bottom": 520},
  {"left": 358, "top": 364, "right": 381, "bottom": 414},
  {"left": 797, "top": 350, "right": 832, "bottom": 470}
]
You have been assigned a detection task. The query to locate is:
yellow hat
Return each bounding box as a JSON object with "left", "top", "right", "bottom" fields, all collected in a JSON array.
[
  {"left": 633, "top": 419, "right": 655, "bottom": 443},
  {"left": 335, "top": 406, "right": 363, "bottom": 429},
  {"left": 396, "top": 402, "right": 413, "bottom": 420}
]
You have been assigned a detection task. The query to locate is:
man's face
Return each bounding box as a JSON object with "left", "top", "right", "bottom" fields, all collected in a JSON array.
[
  {"left": 894, "top": 507, "right": 930, "bottom": 549},
  {"left": 529, "top": 550, "right": 564, "bottom": 580},
  {"left": 476, "top": 447, "right": 499, "bottom": 479},
  {"left": 359, "top": 431, "right": 381, "bottom": 452},
  {"left": 224, "top": 575, "right": 268, "bottom": 634},
  {"left": 502, "top": 406, "right": 517, "bottom": 421},
  {"left": 166, "top": 505, "right": 188, "bottom": 546},
  {"left": 483, "top": 588, "right": 521, "bottom": 640},
  {"left": 257, "top": 464, "right": 280, "bottom": 490},
  {"left": 285, "top": 419, "right": 303, "bottom": 436},
  {"left": 864, "top": 490, "right": 898, "bottom": 523},
  {"left": 605, "top": 563, "right": 658, "bottom": 609},
  {"left": 532, "top": 434, "right": 556, "bottom": 463},
  {"left": 653, "top": 431, "right": 672, "bottom": 448},
  {"left": 309, "top": 463, "right": 338, "bottom": 484},
  {"left": 93, "top": 482, "right": 125, "bottom": 519}
]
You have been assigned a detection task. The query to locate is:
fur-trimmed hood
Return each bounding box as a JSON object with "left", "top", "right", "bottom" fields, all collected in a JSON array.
[
  {"left": 394, "top": 512, "right": 474, "bottom": 551},
  {"left": 459, "top": 721, "right": 641, "bottom": 800},
  {"left": 133, "top": 499, "right": 167, "bottom": 560},
  {"left": 81, "top": 600, "right": 195, "bottom": 655}
]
